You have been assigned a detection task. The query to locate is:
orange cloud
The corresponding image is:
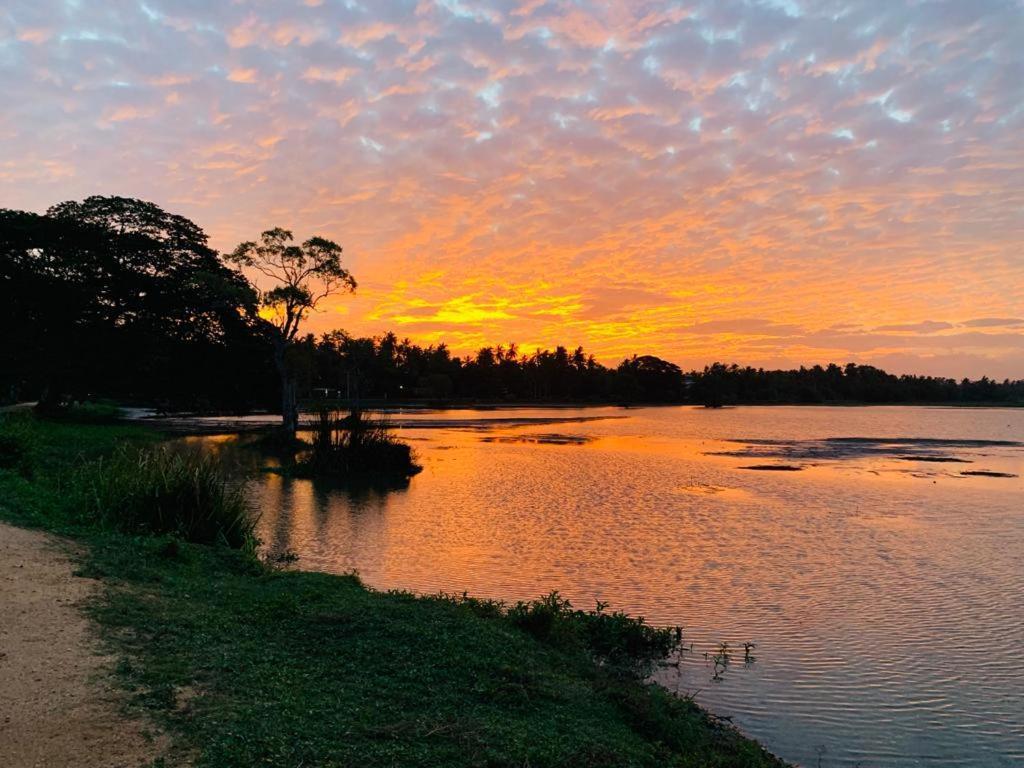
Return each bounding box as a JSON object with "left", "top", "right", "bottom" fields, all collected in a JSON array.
[{"left": 3, "top": 0, "right": 1022, "bottom": 378}]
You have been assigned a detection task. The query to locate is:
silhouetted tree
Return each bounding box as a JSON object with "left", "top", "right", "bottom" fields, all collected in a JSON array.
[
  {"left": 615, "top": 355, "right": 685, "bottom": 402},
  {"left": 1, "top": 197, "right": 261, "bottom": 410},
  {"left": 4, "top": 198, "right": 1020, "bottom": 411},
  {"left": 228, "top": 228, "right": 355, "bottom": 435}
]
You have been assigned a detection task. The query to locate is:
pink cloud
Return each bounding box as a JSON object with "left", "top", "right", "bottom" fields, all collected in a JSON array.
[{"left": 1, "top": 0, "right": 1022, "bottom": 378}]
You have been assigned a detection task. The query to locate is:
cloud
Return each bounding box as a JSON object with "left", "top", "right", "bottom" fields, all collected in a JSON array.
[
  {"left": 1, "top": 0, "right": 1022, "bottom": 377},
  {"left": 874, "top": 321, "right": 954, "bottom": 333},
  {"left": 226, "top": 68, "right": 260, "bottom": 84},
  {"left": 683, "top": 319, "right": 804, "bottom": 337},
  {"left": 960, "top": 318, "right": 1024, "bottom": 329},
  {"left": 578, "top": 284, "right": 674, "bottom": 320}
]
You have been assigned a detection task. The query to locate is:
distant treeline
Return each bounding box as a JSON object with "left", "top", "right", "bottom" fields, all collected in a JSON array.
[
  {"left": 290, "top": 333, "right": 1024, "bottom": 406},
  {"left": 2, "top": 197, "right": 1021, "bottom": 411}
]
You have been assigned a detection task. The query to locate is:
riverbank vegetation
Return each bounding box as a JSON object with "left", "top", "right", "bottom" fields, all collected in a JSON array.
[
  {"left": 73, "top": 444, "right": 257, "bottom": 548},
  {"left": 3, "top": 196, "right": 1021, "bottom": 414},
  {"left": 0, "top": 412, "right": 787, "bottom": 767}
]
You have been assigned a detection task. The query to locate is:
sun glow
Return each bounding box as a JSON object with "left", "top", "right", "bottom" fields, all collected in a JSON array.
[{"left": 3, "top": 1, "right": 1022, "bottom": 376}]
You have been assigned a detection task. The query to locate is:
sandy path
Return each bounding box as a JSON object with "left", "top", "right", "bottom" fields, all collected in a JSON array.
[{"left": 0, "top": 522, "right": 163, "bottom": 767}]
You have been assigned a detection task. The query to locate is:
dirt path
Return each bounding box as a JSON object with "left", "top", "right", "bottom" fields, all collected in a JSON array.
[{"left": 0, "top": 522, "right": 163, "bottom": 767}]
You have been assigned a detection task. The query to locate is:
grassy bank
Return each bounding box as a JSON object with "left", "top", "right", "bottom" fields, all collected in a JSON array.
[{"left": 0, "top": 414, "right": 786, "bottom": 768}]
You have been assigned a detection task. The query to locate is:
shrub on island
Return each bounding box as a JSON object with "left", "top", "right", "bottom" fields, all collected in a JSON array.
[{"left": 290, "top": 408, "right": 421, "bottom": 482}]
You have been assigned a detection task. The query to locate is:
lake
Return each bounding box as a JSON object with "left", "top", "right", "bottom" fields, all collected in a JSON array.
[{"left": 181, "top": 405, "right": 1024, "bottom": 767}]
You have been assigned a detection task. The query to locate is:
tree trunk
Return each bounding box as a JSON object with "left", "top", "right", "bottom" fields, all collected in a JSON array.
[
  {"left": 281, "top": 373, "right": 298, "bottom": 436},
  {"left": 273, "top": 341, "right": 299, "bottom": 437}
]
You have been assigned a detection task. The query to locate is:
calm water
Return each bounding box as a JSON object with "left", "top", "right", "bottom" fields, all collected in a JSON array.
[{"left": 184, "top": 406, "right": 1024, "bottom": 767}]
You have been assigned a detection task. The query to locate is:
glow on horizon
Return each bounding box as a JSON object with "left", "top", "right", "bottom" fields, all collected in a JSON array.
[{"left": 1, "top": 0, "right": 1022, "bottom": 377}]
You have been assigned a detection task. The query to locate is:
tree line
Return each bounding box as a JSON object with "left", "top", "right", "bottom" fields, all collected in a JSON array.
[
  {"left": 285, "top": 336, "right": 1024, "bottom": 406},
  {"left": 2, "top": 196, "right": 1021, "bottom": 426}
]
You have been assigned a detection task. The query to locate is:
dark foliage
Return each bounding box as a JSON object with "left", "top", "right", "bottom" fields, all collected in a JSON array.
[
  {"left": 449, "top": 592, "right": 683, "bottom": 680},
  {"left": 290, "top": 331, "right": 1023, "bottom": 406},
  {"left": 689, "top": 362, "right": 1024, "bottom": 406},
  {"left": 3, "top": 198, "right": 1019, "bottom": 412},
  {"left": 0, "top": 197, "right": 275, "bottom": 412},
  {"left": 292, "top": 408, "right": 421, "bottom": 480},
  {"left": 0, "top": 414, "right": 36, "bottom": 477},
  {"left": 295, "top": 331, "right": 686, "bottom": 403}
]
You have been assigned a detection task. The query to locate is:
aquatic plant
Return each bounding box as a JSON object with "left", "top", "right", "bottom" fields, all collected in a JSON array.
[
  {"left": 711, "top": 642, "right": 732, "bottom": 681},
  {"left": 744, "top": 642, "right": 757, "bottom": 664}
]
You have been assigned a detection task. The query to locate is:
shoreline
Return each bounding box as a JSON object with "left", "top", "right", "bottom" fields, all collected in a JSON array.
[
  {"left": 123, "top": 399, "right": 1024, "bottom": 437},
  {"left": 0, "top": 413, "right": 790, "bottom": 768}
]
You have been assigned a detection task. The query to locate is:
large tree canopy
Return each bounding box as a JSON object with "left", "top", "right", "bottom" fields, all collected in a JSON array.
[
  {"left": 0, "top": 196, "right": 268, "bottom": 410},
  {"left": 44, "top": 196, "right": 256, "bottom": 342}
]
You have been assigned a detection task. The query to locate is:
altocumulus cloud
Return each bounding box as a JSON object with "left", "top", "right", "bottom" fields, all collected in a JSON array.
[{"left": 1, "top": 0, "right": 1022, "bottom": 377}]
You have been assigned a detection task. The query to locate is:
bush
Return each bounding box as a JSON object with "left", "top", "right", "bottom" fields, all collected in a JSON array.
[
  {"left": 447, "top": 591, "right": 683, "bottom": 680},
  {"left": 0, "top": 415, "right": 37, "bottom": 477},
  {"left": 73, "top": 445, "right": 257, "bottom": 548},
  {"left": 294, "top": 408, "right": 421, "bottom": 481}
]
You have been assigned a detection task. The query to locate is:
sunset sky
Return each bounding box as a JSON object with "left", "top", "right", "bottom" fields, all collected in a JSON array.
[{"left": 2, "top": 0, "right": 1022, "bottom": 378}]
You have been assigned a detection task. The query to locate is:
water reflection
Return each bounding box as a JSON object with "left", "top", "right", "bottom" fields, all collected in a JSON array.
[
  {"left": 255, "top": 467, "right": 408, "bottom": 567},
  {"left": 175, "top": 406, "right": 1024, "bottom": 768}
]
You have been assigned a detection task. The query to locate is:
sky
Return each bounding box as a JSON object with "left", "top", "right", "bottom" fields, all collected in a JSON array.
[{"left": 2, "top": 1, "right": 1023, "bottom": 378}]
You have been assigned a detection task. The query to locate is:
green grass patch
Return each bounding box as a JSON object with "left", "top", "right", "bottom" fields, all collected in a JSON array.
[
  {"left": 0, "top": 413, "right": 158, "bottom": 529},
  {"left": 0, "top": 413, "right": 787, "bottom": 768}
]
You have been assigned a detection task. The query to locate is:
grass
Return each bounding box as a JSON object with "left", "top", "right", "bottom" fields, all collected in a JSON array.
[
  {"left": 35, "top": 399, "right": 128, "bottom": 423},
  {"left": 0, "top": 413, "right": 787, "bottom": 768},
  {"left": 0, "top": 413, "right": 158, "bottom": 530}
]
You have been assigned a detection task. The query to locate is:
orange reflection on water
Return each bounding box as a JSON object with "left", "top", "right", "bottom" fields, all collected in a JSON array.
[{"left": 180, "top": 405, "right": 1024, "bottom": 768}]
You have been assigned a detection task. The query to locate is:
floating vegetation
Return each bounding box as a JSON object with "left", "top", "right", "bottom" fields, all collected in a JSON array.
[
  {"left": 480, "top": 433, "right": 593, "bottom": 445},
  {"left": 391, "top": 415, "right": 620, "bottom": 430},
  {"left": 710, "top": 436, "right": 1021, "bottom": 463},
  {"left": 739, "top": 464, "right": 804, "bottom": 472},
  {"left": 712, "top": 435, "right": 1023, "bottom": 480},
  {"left": 893, "top": 455, "right": 971, "bottom": 463}
]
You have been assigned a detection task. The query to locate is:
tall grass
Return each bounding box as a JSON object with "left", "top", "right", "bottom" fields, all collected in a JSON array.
[
  {"left": 73, "top": 445, "right": 257, "bottom": 548},
  {"left": 295, "top": 408, "right": 421, "bottom": 480}
]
